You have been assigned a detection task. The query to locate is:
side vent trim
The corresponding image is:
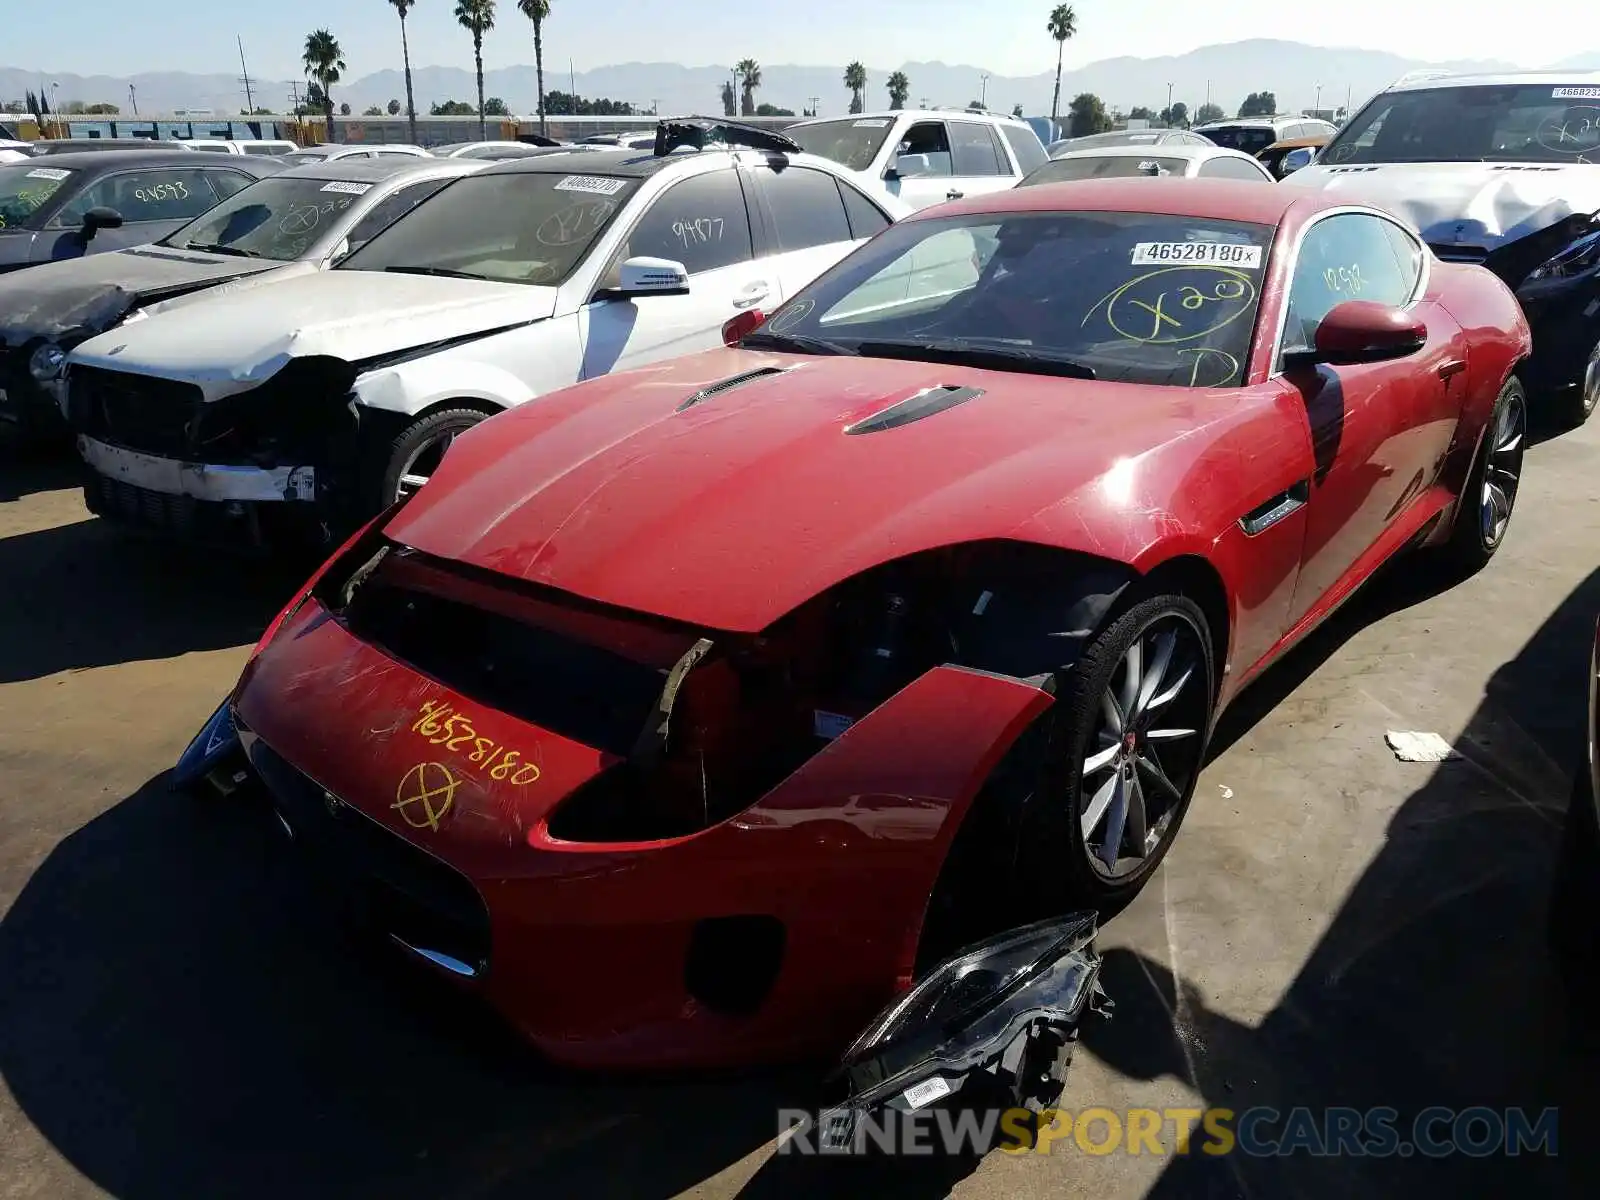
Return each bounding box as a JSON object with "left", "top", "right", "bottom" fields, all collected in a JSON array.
[
  {"left": 843, "top": 385, "right": 986, "bottom": 435},
  {"left": 676, "top": 366, "right": 790, "bottom": 412}
]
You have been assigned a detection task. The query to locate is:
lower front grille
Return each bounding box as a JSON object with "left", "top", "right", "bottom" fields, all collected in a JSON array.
[
  {"left": 72, "top": 366, "right": 203, "bottom": 456},
  {"left": 245, "top": 732, "right": 493, "bottom": 973},
  {"left": 86, "top": 473, "right": 199, "bottom": 533}
]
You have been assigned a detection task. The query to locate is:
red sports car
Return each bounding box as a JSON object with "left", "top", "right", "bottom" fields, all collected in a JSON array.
[{"left": 182, "top": 178, "right": 1531, "bottom": 1076}]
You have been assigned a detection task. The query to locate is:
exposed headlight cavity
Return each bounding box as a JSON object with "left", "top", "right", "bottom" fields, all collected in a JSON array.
[
  {"left": 1527, "top": 212, "right": 1600, "bottom": 281},
  {"left": 28, "top": 342, "right": 67, "bottom": 382}
]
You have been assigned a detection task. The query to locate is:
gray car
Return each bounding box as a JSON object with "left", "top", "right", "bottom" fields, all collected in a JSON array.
[
  {"left": 0, "top": 157, "right": 483, "bottom": 438},
  {"left": 0, "top": 150, "right": 282, "bottom": 272}
]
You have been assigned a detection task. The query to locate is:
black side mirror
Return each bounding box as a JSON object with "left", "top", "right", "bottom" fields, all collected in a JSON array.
[{"left": 80, "top": 206, "right": 125, "bottom": 241}]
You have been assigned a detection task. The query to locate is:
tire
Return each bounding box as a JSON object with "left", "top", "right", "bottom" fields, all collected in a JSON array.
[
  {"left": 921, "top": 591, "right": 1217, "bottom": 954},
  {"left": 1555, "top": 340, "right": 1600, "bottom": 429},
  {"left": 365, "top": 406, "right": 492, "bottom": 515},
  {"left": 1549, "top": 769, "right": 1600, "bottom": 1004},
  {"left": 1442, "top": 374, "right": 1526, "bottom": 576}
]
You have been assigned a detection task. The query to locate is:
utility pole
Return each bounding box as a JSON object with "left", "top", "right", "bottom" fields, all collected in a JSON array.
[
  {"left": 807, "top": 95, "right": 820, "bottom": 117},
  {"left": 237, "top": 36, "right": 255, "bottom": 113},
  {"left": 980, "top": 73, "right": 989, "bottom": 107},
  {"left": 569, "top": 59, "right": 576, "bottom": 102},
  {"left": 1165, "top": 81, "right": 1173, "bottom": 123},
  {"left": 1314, "top": 82, "right": 1322, "bottom": 116},
  {"left": 128, "top": 82, "right": 138, "bottom": 115}
]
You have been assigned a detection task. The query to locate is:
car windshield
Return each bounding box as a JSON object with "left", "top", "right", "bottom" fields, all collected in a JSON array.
[
  {"left": 746, "top": 210, "right": 1274, "bottom": 388},
  {"left": 338, "top": 170, "right": 639, "bottom": 285},
  {"left": 1025, "top": 155, "right": 1192, "bottom": 184},
  {"left": 1321, "top": 83, "right": 1600, "bottom": 165},
  {"left": 787, "top": 118, "right": 896, "bottom": 171},
  {"left": 160, "top": 174, "right": 377, "bottom": 261},
  {"left": 0, "top": 162, "right": 74, "bottom": 229},
  {"left": 1059, "top": 131, "right": 1166, "bottom": 152},
  {"left": 1197, "top": 126, "right": 1277, "bottom": 154}
]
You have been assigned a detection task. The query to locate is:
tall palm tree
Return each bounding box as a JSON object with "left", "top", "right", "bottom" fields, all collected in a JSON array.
[
  {"left": 454, "top": 0, "right": 496, "bottom": 139},
  {"left": 886, "top": 70, "right": 909, "bottom": 111},
  {"left": 302, "top": 29, "right": 346, "bottom": 141},
  {"left": 1047, "top": 4, "right": 1077, "bottom": 124},
  {"left": 735, "top": 59, "right": 760, "bottom": 117},
  {"left": 388, "top": 0, "right": 419, "bottom": 145},
  {"left": 844, "top": 61, "right": 866, "bottom": 115},
  {"left": 516, "top": 0, "right": 551, "bottom": 136}
]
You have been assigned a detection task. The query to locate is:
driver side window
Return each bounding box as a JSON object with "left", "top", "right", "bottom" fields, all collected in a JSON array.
[
  {"left": 596, "top": 169, "right": 753, "bottom": 292},
  {"left": 1281, "top": 213, "right": 1418, "bottom": 363},
  {"left": 893, "top": 122, "right": 954, "bottom": 177}
]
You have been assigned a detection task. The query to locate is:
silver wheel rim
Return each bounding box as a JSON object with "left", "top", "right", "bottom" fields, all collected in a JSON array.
[
  {"left": 1479, "top": 389, "right": 1525, "bottom": 547},
  {"left": 394, "top": 429, "right": 461, "bottom": 502},
  {"left": 1079, "top": 614, "right": 1207, "bottom": 880},
  {"left": 1583, "top": 343, "right": 1600, "bottom": 417}
]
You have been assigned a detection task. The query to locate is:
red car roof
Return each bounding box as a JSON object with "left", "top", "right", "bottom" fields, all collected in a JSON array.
[{"left": 917, "top": 176, "right": 1329, "bottom": 228}]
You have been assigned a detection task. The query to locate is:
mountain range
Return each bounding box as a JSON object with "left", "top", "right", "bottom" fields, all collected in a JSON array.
[{"left": 7, "top": 41, "right": 1600, "bottom": 121}]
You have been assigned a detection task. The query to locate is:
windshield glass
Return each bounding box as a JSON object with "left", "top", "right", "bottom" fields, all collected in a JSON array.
[
  {"left": 1057, "top": 130, "right": 1166, "bottom": 152},
  {"left": 160, "top": 175, "right": 376, "bottom": 261},
  {"left": 1322, "top": 83, "right": 1600, "bottom": 164},
  {"left": 0, "top": 163, "right": 74, "bottom": 230},
  {"left": 338, "top": 170, "right": 639, "bottom": 285},
  {"left": 1196, "top": 125, "right": 1276, "bottom": 154},
  {"left": 1025, "top": 155, "right": 1192, "bottom": 184},
  {"left": 787, "top": 118, "right": 895, "bottom": 171},
  {"left": 750, "top": 210, "right": 1274, "bottom": 387}
]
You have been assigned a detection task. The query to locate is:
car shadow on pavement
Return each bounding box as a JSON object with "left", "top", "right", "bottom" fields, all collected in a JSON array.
[
  {"left": 1081, "top": 564, "right": 1600, "bottom": 1197},
  {"left": 0, "top": 445, "right": 79, "bottom": 503},
  {"left": 0, "top": 515, "right": 301, "bottom": 684}
]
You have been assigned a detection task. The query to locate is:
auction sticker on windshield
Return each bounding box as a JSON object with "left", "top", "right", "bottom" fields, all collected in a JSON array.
[
  {"left": 1554, "top": 87, "right": 1600, "bottom": 99},
  {"left": 320, "top": 181, "right": 372, "bottom": 194},
  {"left": 1132, "top": 242, "right": 1263, "bottom": 268},
  {"left": 553, "top": 175, "right": 627, "bottom": 195},
  {"left": 27, "top": 168, "right": 70, "bottom": 181}
]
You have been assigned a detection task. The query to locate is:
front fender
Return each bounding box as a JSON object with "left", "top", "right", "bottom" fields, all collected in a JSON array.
[{"left": 355, "top": 354, "right": 532, "bottom": 418}]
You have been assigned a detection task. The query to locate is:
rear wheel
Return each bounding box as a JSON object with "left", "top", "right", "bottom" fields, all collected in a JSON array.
[
  {"left": 1442, "top": 374, "right": 1525, "bottom": 575},
  {"left": 366, "top": 406, "right": 492, "bottom": 514}
]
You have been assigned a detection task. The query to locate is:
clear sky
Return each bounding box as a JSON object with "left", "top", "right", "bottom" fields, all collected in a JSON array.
[{"left": 4, "top": 0, "right": 1587, "bottom": 81}]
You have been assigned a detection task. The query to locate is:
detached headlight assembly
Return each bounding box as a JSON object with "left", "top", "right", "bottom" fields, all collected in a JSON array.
[
  {"left": 1527, "top": 221, "right": 1600, "bottom": 282},
  {"left": 28, "top": 341, "right": 66, "bottom": 382},
  {"left": 815, "top": 912, "right": 1107, "bottom": 1149}
]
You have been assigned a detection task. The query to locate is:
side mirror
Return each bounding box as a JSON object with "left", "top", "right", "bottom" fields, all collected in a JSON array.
[
  {"left": 1279, "top": 147, "right": 1315, "bottom": 176},
  {"left": 722, "top": 308, "right": 766, "bottom": 345},
  {"left": 883, "top": 161, "right": 902, "bottom": 181},
  {"left": 1283, "top": 300, "right": 1426, "bottom": 370},
  {"left": 616, "top": 256, "right": 689, "bottom": 297},
  {"left": 80, "top": 206, "right": 124, "bottom": 240}
]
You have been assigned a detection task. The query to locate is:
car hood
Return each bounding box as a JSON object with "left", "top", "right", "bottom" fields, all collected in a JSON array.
[
  {"left": 1284, "top": 161, "right": 1600, "bottom": 251},
  {"left": 67, "top": 269, "right": 558, "bottom": 402},
  {"left": 0, "top": 244, "right": 283, "bottom": 347},
  {"left": 386, "top": 349, "right": 1240, "bottom": 632}
]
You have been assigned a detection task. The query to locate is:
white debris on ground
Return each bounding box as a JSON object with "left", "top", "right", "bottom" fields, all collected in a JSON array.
[{"left": 1384, "top": 730, "right": 1463, "bottom": 762}]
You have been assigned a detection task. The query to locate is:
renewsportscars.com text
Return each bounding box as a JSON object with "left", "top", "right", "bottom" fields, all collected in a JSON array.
[{"left": 778, "top": 1105, "right": 1559, "bottom": 1158}]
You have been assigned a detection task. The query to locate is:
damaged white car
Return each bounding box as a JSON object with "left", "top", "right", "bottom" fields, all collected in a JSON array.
[{"left": 64, "top": 119, "right": 909, "bottom": 550}]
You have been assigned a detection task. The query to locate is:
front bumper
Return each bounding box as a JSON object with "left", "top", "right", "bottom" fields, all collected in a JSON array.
[
  {"left": 1514, "top": 278, "right": 1600, "bottom": 396},
  {"left": 79, "top": 436, "right": 315, "bottom": 504}
]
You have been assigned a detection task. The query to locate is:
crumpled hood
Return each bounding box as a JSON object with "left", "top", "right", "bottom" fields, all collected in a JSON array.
[
  {"left": 67, "top": 269, "right": 558, "bottom": 402},
  {"left": 0, "top": 244, "right": 281, "bottom": 347},
  {"left": 386, "top": 349, "right": 1239, "bottom": 632},
  {"left": 1285, "top": 161, "right": 1600, "bottom": 251}
]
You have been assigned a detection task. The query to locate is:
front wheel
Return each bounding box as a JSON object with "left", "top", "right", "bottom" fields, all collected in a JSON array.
[
  {"left": 366, "top": 406, "right": 492, "bottom": 513},
  {"left": 1558, "top": 340, "right": 1600, "bottom": 429}
]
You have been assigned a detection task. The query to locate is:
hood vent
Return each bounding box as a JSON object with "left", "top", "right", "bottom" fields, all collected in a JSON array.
[
  {"left": 676, "top": 365, "right": 790, "bottom": 412},
  {"left": 1490, "top": 164, "right": 1562, "bottom": 173},
  {"left": 1326, "top": 165, "right": 1382, "bottom": 173},
  {"left": 843, "top": 385, "right": 986, "bottom": 435}
]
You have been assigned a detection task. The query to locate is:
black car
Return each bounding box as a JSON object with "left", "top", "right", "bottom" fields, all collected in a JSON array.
[{"left": 0, "top": 150, "right": 280, "bottom": 273}]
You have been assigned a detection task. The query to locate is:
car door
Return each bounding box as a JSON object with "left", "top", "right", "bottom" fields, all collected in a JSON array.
[
  {"left": 1282, "top": 211, "right": 1465, "bottom": 624},
  {"left": 944, "top": 119, "right": 1019, "bottom": 199},
  {"left": 36, "top": 165, "right": 248, "bottom": 260},
  {"left": 577, "top": 165, "right": 767, "bottom": 378},
  {"left": 884, "top": 119, "right": 962, "bottom": 209},
  {"left": 748, "top": 163, "right": 887, "bottom": 298}
]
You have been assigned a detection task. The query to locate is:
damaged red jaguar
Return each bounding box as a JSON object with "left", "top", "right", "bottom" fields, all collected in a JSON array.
[{"left": 179, "top": 178, "right": 1531, "bottom": 1082}]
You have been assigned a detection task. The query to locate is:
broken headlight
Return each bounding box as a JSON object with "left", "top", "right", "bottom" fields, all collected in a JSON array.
[
  {"left": 28, "top": 341, "right": 66, "bottom": 382},
  {"left": 820, "top": 912, "right": 1105, "bottom": 1145},
  {"left": 1526, "top": 220, "right": 1600, "bottom": 282}
]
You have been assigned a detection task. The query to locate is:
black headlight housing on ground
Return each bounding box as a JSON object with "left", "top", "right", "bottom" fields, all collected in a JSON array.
[{"left": 813, "top": 912, "right": 1107, "bottom": 1151}]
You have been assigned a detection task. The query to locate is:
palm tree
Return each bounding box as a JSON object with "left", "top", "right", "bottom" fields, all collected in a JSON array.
[
  {"left": 844, "top": 61, "right": 867, "bottom": 115},
  {"left": 454, "top": 0, "right": 496, "bottom": 139},
  {"left": 388, "top": 0, "right": 419, "bottom": 145},
  {"left": 302, "top": 30, "right": 346, "bottom": 141},
  {"left": 735, "top": 59, "right": 760, "bottom": 117},
  {"left": 886, "top": 70, "right": 909, "bottom": 111},
  {"left": 1047, "top": 4, "right": 1077, "bottom": 124},
  {"left": 516, "top": 0, "right": 551, "bottom": 136},
  {"left": 719, "top": 80, "right": 736, "bottom": 117}
]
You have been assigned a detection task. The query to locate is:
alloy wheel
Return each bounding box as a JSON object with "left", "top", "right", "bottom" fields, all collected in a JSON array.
[
  {"left": 1583, "top": 341, "right": 1600, "bottom": 420},
  {"left": 394, "top": 430, "right": 459, "bottom": 502},
  {"left": 1479, "top": 387, "right": 1526, "bottom": 548},
  {"left": 1078, "top": 613, "right": 1209, "bottom": 880}
]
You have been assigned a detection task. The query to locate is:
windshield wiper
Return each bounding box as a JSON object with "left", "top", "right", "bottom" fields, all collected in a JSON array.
[
  {"left": 382, "top": 265, "right": 488, "bottom": 280},
  {"left": 738, "top": 330, "right": 856, "bottom": 356},
  {"left": 181, "top": 241, "right": 263, "bottom": 258},
  {"left": 854, "top": 338, "right": 1096, "bottom": 380}
]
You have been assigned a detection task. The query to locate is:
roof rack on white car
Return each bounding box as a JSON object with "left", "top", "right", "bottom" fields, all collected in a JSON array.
[{"left": 652, "top": 116, "right": 802, "bottom": 157}]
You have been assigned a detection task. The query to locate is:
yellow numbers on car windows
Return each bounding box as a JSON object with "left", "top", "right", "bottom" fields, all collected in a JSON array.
[
  {"left": 411, "top": 698, "right": 542, "bottom": 786},
  {"left": 1083, "top": 265, "right": 1258, "bottom": 346}
]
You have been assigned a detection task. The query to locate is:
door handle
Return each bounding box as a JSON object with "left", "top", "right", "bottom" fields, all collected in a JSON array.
[
  {"left": 946, "top": 189, "right": 965, "bottom": 200},
  {"left": 732, "top": 283, "right": 769, "bottom": 310},
  {"left": 1437, "top": 360, "right": 1467, "bottom": 380}
]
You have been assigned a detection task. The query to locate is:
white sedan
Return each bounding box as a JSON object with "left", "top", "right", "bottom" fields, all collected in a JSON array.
[
  {"left": 1023, "top": 143, "right": 1276, "bottom": 184},
  {"left": 65, "top": 120, "right": 913, "bottom": 549}
]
